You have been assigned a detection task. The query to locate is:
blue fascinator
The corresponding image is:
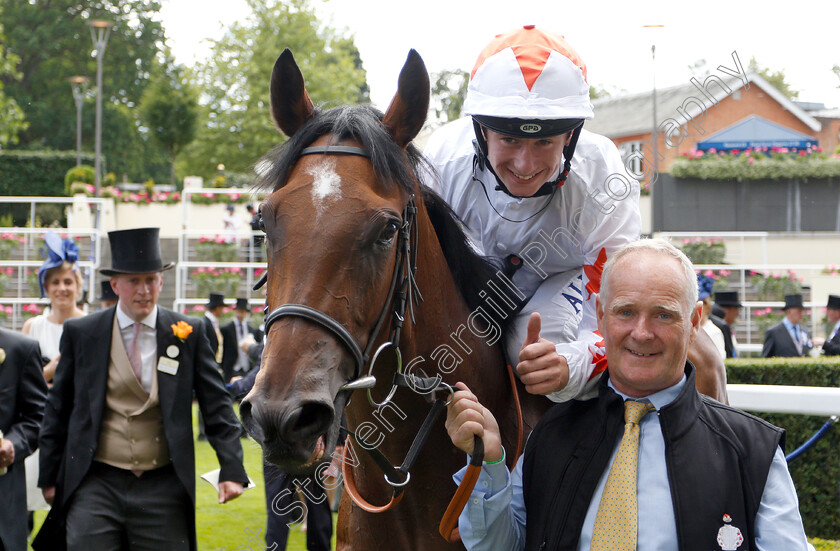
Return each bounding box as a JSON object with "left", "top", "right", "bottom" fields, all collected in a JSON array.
[
  {"left": 38, "top": 232, "right": 80, "bottom": 297},
  {"left": 696, "top": 274, "right": 714, "bottom": 301}
]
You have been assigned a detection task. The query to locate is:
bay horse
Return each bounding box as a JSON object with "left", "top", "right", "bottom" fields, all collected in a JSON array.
[{"left": 239, "top": 49, "right": 548, "bottom": 550}]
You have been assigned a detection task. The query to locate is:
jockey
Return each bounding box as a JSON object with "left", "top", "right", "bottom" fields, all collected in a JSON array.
[{"left": 423, "top": 25, "right": 641, "bottom": 402}]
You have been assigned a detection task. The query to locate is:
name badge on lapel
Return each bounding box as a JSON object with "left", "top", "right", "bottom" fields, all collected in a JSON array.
[{"left": 158, "top": 357, "right": 179, "bottom": 376}]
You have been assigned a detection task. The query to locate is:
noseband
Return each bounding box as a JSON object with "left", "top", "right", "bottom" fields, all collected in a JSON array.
[{"left": 255, "top": 144, "right": 421, "bottom": 404}]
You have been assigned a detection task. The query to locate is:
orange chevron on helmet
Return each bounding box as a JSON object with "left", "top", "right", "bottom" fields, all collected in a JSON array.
[
  {"left": 470, "top": 25, "right": 588, "bottom": 90},
  {"left": 464, "top": 25, "right": 594, "bottom": 122}
]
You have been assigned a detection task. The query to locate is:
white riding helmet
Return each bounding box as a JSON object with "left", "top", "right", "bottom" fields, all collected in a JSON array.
[
  {"left": 465, "top": 25, "right": 594, "bottom": 135},
  {"left": 465, "top": 26, "right": 594, "bottom": 195}
]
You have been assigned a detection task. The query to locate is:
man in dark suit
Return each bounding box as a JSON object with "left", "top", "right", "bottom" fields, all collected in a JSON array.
[
  {"left": 762, "top": 294, "right": 813, "bottom": 358},
  {"left": 37, "top": 227, "right": 248, "bottom": 551},
  {"left": 221, "top": 298, "right": 263, "bottom": 383},
  {"left": 202, "top": 292, "right": 227, "bottom": 367},
  {"left": 711, "top": 291, "right": 741, "bottom": 358},
  {"left": 0, "top": 329, "right": 48, "bottom": 551},
  {"left": 819, "top": 294, "right": 840, "bottom": 356}
]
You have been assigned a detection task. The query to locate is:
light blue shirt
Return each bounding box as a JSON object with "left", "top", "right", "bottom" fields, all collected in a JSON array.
[
  {"left": 782, "top": 317, "right": 808, "bottom": 352},
  {"left": 452, "top": 376, "right": 809, "bottom": 551}
]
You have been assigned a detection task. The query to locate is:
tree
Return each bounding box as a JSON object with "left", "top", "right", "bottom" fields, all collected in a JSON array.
[
  {"left": 430, "top": 69, "right": 468, "bottom": 125},
  {"left": 748, "top": 57, "right": 798, "bottom": 100},
  {"left": 139, "top": 60, "right": 198, "bottom": 186},
  {"left": 178, "top": 0, "right": 369, "bottom": 180},
  {"left": 0, "top": 13, "right": 26, "bottom": 147},
  {"left": 0, "top": 0, "right": 168, "bottom": 181}
]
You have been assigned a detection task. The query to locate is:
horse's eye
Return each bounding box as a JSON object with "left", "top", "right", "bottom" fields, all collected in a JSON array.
[{"left": 377, "top": 220, "right": 400, "bottom": 246}]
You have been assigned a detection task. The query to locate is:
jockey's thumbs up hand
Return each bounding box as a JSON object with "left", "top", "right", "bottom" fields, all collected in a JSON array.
[
  {"left": 521, "top": 312, "right": 542, "bottom": 349},
  {"left": 516, "top": 312, "right": 570, "bottom": 396},
  {"left": 445, "top": 383, "right": 503, "bottom": 463}
]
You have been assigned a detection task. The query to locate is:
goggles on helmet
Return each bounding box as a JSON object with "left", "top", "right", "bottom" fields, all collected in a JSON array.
[{"left": 472, "top": 115, "right": 584, "bottom": 139}]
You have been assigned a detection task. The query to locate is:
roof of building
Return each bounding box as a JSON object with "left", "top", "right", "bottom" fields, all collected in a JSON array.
[{"left": 586, "top": 72, "right": 821, "bottom": 138}]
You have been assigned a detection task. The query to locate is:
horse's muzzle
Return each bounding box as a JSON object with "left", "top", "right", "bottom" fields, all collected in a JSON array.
[{"left": 240, "top": 394, "right": 335, "bottom": 470}]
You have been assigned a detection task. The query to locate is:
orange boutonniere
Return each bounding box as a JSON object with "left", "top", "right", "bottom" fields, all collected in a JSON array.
[{"left": 171, "top": 321, "right": 193, "bottom": 342}]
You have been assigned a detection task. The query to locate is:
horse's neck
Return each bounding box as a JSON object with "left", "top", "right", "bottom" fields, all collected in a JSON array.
[{"left": 405, "top": 199, "right": 506, "bottom": 371}]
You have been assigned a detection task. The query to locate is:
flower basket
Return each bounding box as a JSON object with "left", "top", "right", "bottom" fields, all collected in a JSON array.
[
  {"left": 21, "top": 303, "right": 43, "bottom": 319},
  {"left": 751, "top": 270, "right": 803, "bottom": 301},
  {"left": 680, "top": 238, "right": 726, "bottom": 265},
  {"left": 195, "top": 236, "right": 239, "bottom": 263},
  {"left": 0, "top": 268, "right": 12, "bottom": 296},
  {"left": 191, "top": 267, "right": 242, "bottom": 298},
  {"left": 0, "top": 232, "right": 25, "bottom": 260},
  {"left": 0, "top": 305, "right": 12, "bottom": 325}
]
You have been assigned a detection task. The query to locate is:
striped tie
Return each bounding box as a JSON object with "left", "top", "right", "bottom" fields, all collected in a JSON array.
[{"left": 590, "top": 400, "right": 656, "bottom": 551}]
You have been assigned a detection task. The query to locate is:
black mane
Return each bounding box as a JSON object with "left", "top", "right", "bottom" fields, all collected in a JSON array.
[{"left": 255, "top": 104, "right": 508, "bottom": 331}]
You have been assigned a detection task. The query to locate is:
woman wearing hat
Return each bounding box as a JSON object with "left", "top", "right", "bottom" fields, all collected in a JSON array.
[{"left": 22, "top": 233, "right": 87, "bottom": 383}]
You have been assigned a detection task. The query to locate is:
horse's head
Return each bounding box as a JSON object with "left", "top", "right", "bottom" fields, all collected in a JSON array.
[{"left": 239, "top": 48, "right": 430, "bottom": 473}]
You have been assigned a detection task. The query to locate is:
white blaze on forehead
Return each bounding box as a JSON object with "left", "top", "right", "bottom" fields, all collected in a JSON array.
[{"left": 307, "top": 158, "right": 342, "bottom": 216}]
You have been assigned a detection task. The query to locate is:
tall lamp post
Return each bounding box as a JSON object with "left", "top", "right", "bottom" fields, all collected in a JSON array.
[
  {"left": 68, "top": 76, "right": 89, "bottom": 167},
  {"left": 87, "top": 19, "right": 114, "bottom": 195},
  {"left": 643, "top": 25, "right": 664, "bottom": 178}
]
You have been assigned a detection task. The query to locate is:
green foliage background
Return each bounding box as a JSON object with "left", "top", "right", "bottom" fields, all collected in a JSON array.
[
  {"left": 0, "top": 151, "right": 95, "bottom": 225},
  {"left": 177, "top": 0, "right": 369, "bottom": 181},
  {"left": 726, "top": 357, "right": 840, "bottom": 539}
]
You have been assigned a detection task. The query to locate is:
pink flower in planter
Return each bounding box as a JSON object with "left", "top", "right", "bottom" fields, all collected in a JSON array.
[
  {"left": 202, "top": 192, "right": 214, "bottom": 199},
  {"left": 231, "top": 193, "right": 241, "bottom": 201},
  {"left": 693, "top": 150, "right": 703, "bottom": 158},
  {"left": 748, "top": 157, "right": 755, "bottom": 164},
  {"left": 720, "top": 269, "right": 731, "bottom": 277},
  {"left": 799, "top": 150, "right": 806, "bottom": 156}
]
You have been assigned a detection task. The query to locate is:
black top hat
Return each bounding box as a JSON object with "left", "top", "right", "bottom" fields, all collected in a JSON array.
[
  {"left": 98, "top": 280, "right": 118, "bottom": 302},
  {"left": 234, "top": 297, "right": 250, "bottom": 311},
  {"left": 207, "top": 292, "right": 226, "bottom": 310},
  {"left": 783, "top": 294, "right": 804, "bottom": 310},
  {"left": 100, "top": 228, "right": 175, "bottom": 276},
  {"left": 827, "top": 294, "right": 840, "bottom": 310},
  {"left": 714, "top": 291, "right": 741, "bottom": 307}
]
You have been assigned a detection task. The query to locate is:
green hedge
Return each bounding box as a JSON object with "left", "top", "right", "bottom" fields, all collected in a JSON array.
[
  {"left": 0, "top": 150, "right": 96, "bottom": 225},
  {"left": 671, "top": 157, "right": 840, "bottom": 181},
  {"left": 726, "top": 357, "right": 840, "bottom": 539}
]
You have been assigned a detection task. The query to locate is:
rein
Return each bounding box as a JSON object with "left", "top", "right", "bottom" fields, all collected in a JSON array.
[{"left": 256, "top": 143, "right": 523, "bottom": 541}]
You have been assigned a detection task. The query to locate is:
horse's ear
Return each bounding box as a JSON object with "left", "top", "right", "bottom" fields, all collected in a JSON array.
[
  {"left": 270, "top": 48, "right": 316, "bottom": 138},
  {"left": 382, "top": 49, "right": 430, "bottom": 148}
]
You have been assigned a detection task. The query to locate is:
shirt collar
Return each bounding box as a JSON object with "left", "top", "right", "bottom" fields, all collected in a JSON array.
[
  {"left": 782, "top": 317, "right": 797, "bottom": 331},
  {"left": 608, "top": 374, "right": 686, "bottom": 412},
  {"left": 116, "top": 303, "right": 158, "bottom": 330}
]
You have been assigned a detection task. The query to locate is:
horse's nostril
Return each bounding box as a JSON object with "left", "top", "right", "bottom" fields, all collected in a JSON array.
[
  {"left": 282, "top": 402, "right": 333, "bottom": 442},
  {"left": 239, "top": 398, "right": 253, "bottom": 423}
]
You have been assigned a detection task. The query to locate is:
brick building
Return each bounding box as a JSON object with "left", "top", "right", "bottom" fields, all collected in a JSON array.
[{"left": 586, "top": 72, "right": 838, "bottom": 177}]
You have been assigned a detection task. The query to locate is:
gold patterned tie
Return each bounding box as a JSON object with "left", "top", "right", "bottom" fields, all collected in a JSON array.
[{"left": 590, "top": 400, "right": 656, "bottom": 551}]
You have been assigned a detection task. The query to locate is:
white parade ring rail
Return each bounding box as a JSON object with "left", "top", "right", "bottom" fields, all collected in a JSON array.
[{"left": 727, "top": 384, "right": 840, "bottom": 416}]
